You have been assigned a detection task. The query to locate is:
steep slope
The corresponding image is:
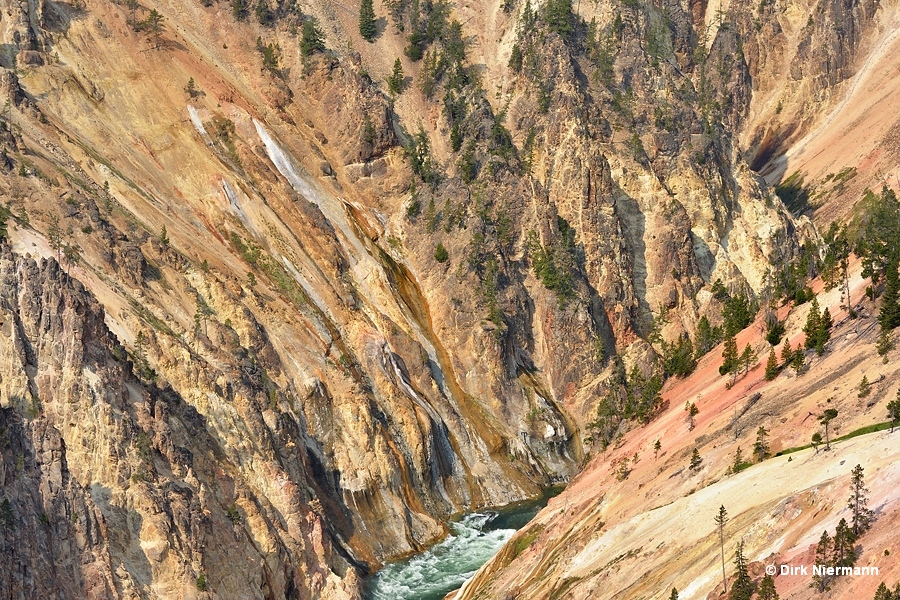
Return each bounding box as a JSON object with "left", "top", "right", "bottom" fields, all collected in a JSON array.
[
  {"left": 724, "top": 0, "right": 897, "bottom": 225},
  {"left": 454, "top": 261, "right": 900, "bottom": 599},
  {"left": 768, "top": 2, "right": 900, "bottom": 227}
]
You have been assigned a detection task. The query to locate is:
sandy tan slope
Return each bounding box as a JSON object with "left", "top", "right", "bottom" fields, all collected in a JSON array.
[{"left": 454, "top": 260, "right": 900, "bottom": 599}]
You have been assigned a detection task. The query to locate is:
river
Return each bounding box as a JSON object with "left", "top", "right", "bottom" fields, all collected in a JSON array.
[{"left": 366, "top": 487, "right": 563, "bottom": 600}]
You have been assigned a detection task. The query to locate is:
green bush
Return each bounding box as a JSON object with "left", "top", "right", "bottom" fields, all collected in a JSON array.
[
  {"left": 300, "top": 20, "right": 325, "bottom": 56},
  {"left": 511, "top": 525, "right": 542, "bottom": 558},
  {"left": 764, "top": 318, "right": 785, "bottom": 345},
  {"left": 524, "top": 218, "right": 579, "bottom": 305},
  {"left": 0, "top": 499, "right": 13, "bottom": 529}
]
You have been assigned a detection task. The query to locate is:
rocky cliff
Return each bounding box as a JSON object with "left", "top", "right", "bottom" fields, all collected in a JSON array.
[
  {"left": 0, "top": 0, "right": 888, "bottom": 595},
  {"left": 0, "top": 247, "right": 360, "bottom": 598}
]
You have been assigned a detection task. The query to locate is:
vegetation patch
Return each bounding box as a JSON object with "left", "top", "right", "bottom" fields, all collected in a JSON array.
[
  {"left": 775, "top": 171, "right": 812, "bottom": 215},
  {"left": 525, "top": 217, "right": 581, "bottom": 306},
  {"left": 228, "top": 231, "right": 308, "bottom": 310},
  {"left": 511, "top": 524, "right": 544, "bottom": 559}
]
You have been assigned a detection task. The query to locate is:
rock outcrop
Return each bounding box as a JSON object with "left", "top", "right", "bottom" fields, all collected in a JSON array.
[{"left": 0, "top": 247, "right": 360, "bottom": 598}]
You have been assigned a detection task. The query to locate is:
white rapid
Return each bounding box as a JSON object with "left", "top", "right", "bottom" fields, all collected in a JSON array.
[
  {"left": 368, "top": 512, "right": 516, "bottom": 600},
  {"left": 367, "top": 490, "right": 560, "bottom": 600}
]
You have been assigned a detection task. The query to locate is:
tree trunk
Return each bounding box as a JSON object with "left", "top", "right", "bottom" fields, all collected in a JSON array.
[{"left": 720, "top": 531, "right": 727, "bottom": 594}]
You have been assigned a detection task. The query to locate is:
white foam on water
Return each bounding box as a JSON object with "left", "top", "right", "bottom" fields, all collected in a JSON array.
[{"left": 368, "top": 513, "right": 516, "bottom": 600}]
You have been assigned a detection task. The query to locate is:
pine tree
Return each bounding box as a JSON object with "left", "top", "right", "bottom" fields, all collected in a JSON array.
[
  {"left": 146, "top": 9, "right": 164, "bottom": 50},
  {"left": 521, "top": 0, "right": 535, "bottom": 26},
  {"left": 387, "top": 58, "right": 404, "bottom": 95},
  {"left": 729, "top": 540, "right": 753, "bottom": 600},
  {"left": 261, "top": 42, "right": 280, "bottom": 72},
  {"left": 544, "top": 0, "right": 573, "bottom": 37},
  {"left": 0, "top": 498, "right": 14, "bottom": 529},
  {"left": 159, "top": 225, "right": 169, "bottom": 246},
  {"left": 685, "top": 401, "right": 699, "bottom": 430},
  {"left": 832, "top": 517, "right": 856, "bottom": 568},
  {"left": 0, "top": 205, "right": 8, "bottom": 241},
  {"left": 405, "top": 29, "right": 424, "bottom": 61},
  {"left": 359, "top": 0, "right": 377, "bottom": 41},
  {"left": 820, "top": 306, "right": 833, "bottom": 335},
  {"left": 848, "top": 464, "right": 874, "bottom": 536},
  {"left": 384, "top": 0, "right": 404, "bottom": 31},
  {"left": 780, "top": 339, "right": 793, "bottom": 366},
  {"left": 757, "top": 574, "right": 779, "bottom": 600},
  {"left": 811, "top": 432, "right": 823, "bottom": 453},
  {"left": 823, "top": 221, "right": 852, "bottom": 314},
  {"left": 856, "top": 186, "right": 900, "bottom": 284},
  {"left": 880, "top": 258, "right": 900, "bottom": 331},
  {"left": 765, "top": 314, "right": 785, "bottom": 345},
  {"left": 133, "top": 330, "right": 154, "bottom": 380},
  {"left": 764, "top": 348, "right": 778, "bottom": 380},
  {"left": 877, "top": 329, "right": 894, "bottom": 362},
  {"left": 62, "top": 243, "right": 80, "bottom": 280},
  {"left": 791, "top": 348, "right": 805, "bottom": 374},
  {"left": 811, "top": 530, "right": 832, "bottom": 592},
  {"left": 740, "top": 343, "right": 756, "bottom": 375},
  {"left": 434, "top": 242, "right": 448, "bottom": 263},
  {"left": 127, "top": 0, "right": 139, "bottom": 30},
  {"left": 255, "top": 0, "right": 272, "bottom": 25},
  {"left": 720, "top": 335, "right": 738, "bottom": 377},
  {"left": 232, "top": 0, "right": 246, "bottom": 20},
  {"left": 654, "top": 439, "right": 662, "bottom": 460},
  {"left": 859, "top": 375, "right": 871, "bottom": 398},
  {"left": 458, "top": 141, "right": 476, "bottom": 183},
  {"left": 301, "top": 20, "right": 325, "bottom": 56},
  {"left": 48, "top": 214, "right": 63, "bottom": 264},
  {"left": 887, "top": 393, "right": 900, "bottom": 432},
  {"left": 193, "top": 296, "right": 214, "bottom": 337},
  {"left": 731, "top": 447, "right": 745, "bottom": 473},
  {"left": 689, "top": 448, "right": 702, "bottom": 471},
  {"left": 363, "top": 115, "right": 376, "bottom": 145},
  {"left": 669, "top": 588, "right": 679, "bottom": 600},
  {"left": 819, "top": 408, "right": 838, "bottom": 450},
  {"left": 753, "top": 426, "right": 769, "bottom": 462},
  {"left": 696, "top": 315, "right": 723, "bottom": 358},
  {"left": 185, "top": 77, "right": 200, "bottom": 98},
  {"left": 872, "top": 582, "right": 892, "bottom": 600},
  {"left": 715, "top": 506, "right": 728, "bottom": 594},
  {"left": 803, "top": 297, "right": 821, "bottom": 350}
]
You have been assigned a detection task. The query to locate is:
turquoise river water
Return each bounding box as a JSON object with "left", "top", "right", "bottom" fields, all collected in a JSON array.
[{"left": 366, "top": 487, "right": 562, "bottom": 600}]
